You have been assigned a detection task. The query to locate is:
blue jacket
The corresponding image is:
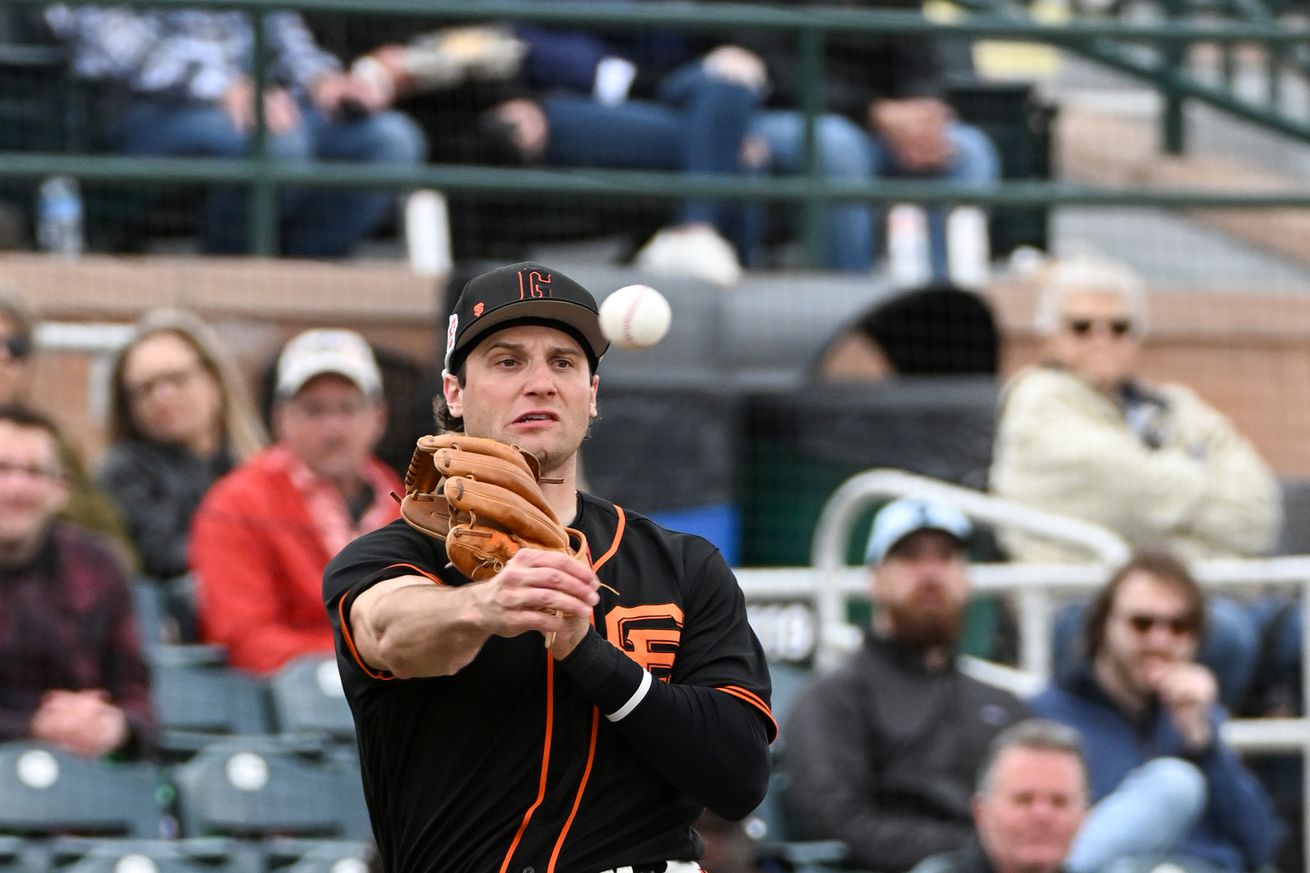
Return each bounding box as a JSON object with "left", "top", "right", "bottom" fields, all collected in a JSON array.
[{"left": 1029, "top": 667, "right": 1282, "bottom": 872}]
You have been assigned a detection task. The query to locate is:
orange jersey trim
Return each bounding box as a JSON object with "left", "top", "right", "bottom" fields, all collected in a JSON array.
[
  {"left": 548, "top": 704, "right": 603, "bottom": 873},
  {"left": 340, "top": 563, "right": 445, "bottom": 680},
  {"left": 498, "top": 502, "right": 628, "bottom": 870},
  {"left": 718, "top": 685, "right": 778, "bottom": 742},
  {"left": 591, "top": 504, "right": 626, "bottom": 572},
  {"left": 499, "top": 657, "right": 558, "bottom": 873}
]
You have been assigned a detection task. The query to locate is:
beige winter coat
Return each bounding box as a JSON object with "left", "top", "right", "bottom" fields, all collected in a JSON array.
[{"left": 990, "top": 366, "right": 1281, "bottom": 562}]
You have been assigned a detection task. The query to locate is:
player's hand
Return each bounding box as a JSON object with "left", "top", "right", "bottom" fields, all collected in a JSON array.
[
  {"left": 490, "top": 99, "right": 550, "bottom": 160},
  {"left": 868, "top": 97, "right": 955, "bottom": 171},
  {"left": 1152, "top": 662, "right": 1218, "bottom": 750},
  {"left": 473, "top": 549, "right": 599, "bottom": 649},
  {"left": 30, "top": 690, "right": 129, "bottom": 758}
]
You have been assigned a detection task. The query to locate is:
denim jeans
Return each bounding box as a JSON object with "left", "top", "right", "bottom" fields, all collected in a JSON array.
[
  {"left": 541, "top": 64, "right": 760, "bottom": 239},
  {"left": 114, "top": 97, "right": 426, "bottom": 256},
  {"left": 746, "top": 109, "right": 999, "bottom": 276},
  {"left": 1067, "top": 758, "right": 1209, "bottom": 873}
]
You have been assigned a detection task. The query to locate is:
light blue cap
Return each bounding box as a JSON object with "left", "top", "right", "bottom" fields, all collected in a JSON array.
[{"left": 865, "top": 497, "right": 972, "bottom": 565}]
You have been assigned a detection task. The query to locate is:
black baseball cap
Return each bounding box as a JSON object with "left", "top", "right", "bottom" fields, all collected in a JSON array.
[{"left": 442, "top": 262, "right": 610, "bottom": 376}]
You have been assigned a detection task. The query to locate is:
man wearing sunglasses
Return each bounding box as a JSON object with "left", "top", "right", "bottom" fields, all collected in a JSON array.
[
  {"left": 1029, "top": 550, "right": 1281, "bottom": 873},
  {"left": 990, "top": 253, "right": 1280, "bottom": 565}
]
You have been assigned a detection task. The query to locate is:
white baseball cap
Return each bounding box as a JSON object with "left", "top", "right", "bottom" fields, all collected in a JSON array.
[
  {"left": 276, "top": 329, "right": 383, "bottom": 398},
  {"left": 865, "top": 497, "right": 972, "bottom": 565}
]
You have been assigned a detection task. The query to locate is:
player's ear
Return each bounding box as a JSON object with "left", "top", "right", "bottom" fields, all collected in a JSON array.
[
  {"left": 443, "top": 371, "right": 464, "bottom": 418},
  {"left": 589, "top": 374, "right": 599, "bottom": 418}
]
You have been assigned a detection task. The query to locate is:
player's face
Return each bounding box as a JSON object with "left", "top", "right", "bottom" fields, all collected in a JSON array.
[
  {"left": 975, "top": 747, "right": 1087, "bottom": 873},
  {"left": 1098, "top": 571, "right": 1200, "bottom": 700},
  {"left": 872, "top": 529, "right": 969, "bottom": 649},
  {"left": 275, "top": 374, "right": 386, "bottom": 486},
  {"left": 121, "top": 331, "right": 223, "bottom": 452},
  {"left": 1046, "top": 290, "right": 1140, "bottom": 393},
  {"left": 0, "top": 314, "right": 31, "bottom": 405},
  {"left": 445, "top": 325, "right": 598, "bottom": 477},
  {"left": 0, "top": 421, "right": 69, "bottom": 561}
]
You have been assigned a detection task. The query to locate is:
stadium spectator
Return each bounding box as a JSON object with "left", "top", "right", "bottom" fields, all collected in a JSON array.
[
  {"left": 190, "top": 328, "right": 399, "bottom": 674},
  {"left": 990, "top": 254, "right": 1279, "bottom": 709},
  {"left": 909, "top": 719, "right": 1089, "bottom": 873},
  {"left": 0, "top": 287, "right": 135, "bottom": 563},
  {"left": 783, "top": 497, "right": 1029, "bottom": 872},
  {"left": 0, "top": 404, "right": 156, "bottom": 759},
  {"left": 43, "top": 7, "right": 425, "bottom": 257},
  {"left": 99, "top": 309, "right": 266, "bottom": 581},
  {"left": 306, "top": 16, "right": 762, "bottom": 286},
  {"left": 710, "top": 0, "right": 998, "bottom": 275},
  {"left": 1029, "top": 550, "right": 1283, "bottom": 873},
  {"left": 991, "top": 253, "right": 1280, "bottom": 561}
]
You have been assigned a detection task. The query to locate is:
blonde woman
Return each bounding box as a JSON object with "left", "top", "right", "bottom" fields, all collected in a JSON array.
[{"left": 99, "top": 310, "right": 266, "bottom": 580}]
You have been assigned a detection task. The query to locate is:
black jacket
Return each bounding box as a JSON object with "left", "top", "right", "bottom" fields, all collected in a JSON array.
[{"left": 782, "top": 632, "right": 1029, "bottom": 872}]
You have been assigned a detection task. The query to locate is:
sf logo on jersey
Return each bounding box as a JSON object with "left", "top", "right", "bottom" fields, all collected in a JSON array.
[{"left": 604, "top": 604, "right": 683, "bottom": 680}]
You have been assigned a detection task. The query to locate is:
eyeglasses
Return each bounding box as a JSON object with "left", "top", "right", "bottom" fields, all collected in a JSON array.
[
  {"left": 1118, "top": 611, "right": 1195, "bottom": 637},
  {"left": 0, "top": 460, "right": 68, "bottom": 482},
  {"left": 0, "top": 333, "right": 31, "bottom": 362},
  {"left": 124, "top": 363, "right": 204, "bottom": 403},
  {"left": 287, "top": 396, "right": 373, "bottom": 420},
  {"left": 1065, "top": 318, "right": 1133, "bottom": 339}
]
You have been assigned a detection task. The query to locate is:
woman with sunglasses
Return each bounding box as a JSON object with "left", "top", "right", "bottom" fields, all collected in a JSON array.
[
  {"left": 99, "top": 310, "right": 266, "bottom": 584},
  {"left": 988, "top": 254, "right": 1281, "bottom": 710}
]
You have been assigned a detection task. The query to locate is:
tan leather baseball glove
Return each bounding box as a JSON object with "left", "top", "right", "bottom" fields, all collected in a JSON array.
[{"left": 397, "top": 434, "right": 591, "bottom": 582}]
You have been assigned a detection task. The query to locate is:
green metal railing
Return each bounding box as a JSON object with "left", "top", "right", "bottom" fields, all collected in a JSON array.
[{"left": 6, "top": 0, "right": 1310, "bottom": 258}]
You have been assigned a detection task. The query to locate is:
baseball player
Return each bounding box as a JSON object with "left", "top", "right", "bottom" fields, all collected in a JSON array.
[{"left": 323, "top": 262, "right": 776, "bottom": 873}]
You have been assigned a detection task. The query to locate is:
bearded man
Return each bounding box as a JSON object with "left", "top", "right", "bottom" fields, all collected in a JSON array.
[{"left": 783, "top": 497, "right": 1029, "bottom": 872}]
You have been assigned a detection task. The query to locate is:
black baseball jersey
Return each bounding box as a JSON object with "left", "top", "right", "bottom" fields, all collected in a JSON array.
[{"left": 322, "top": 492, "right": 775, "bottom": 873}]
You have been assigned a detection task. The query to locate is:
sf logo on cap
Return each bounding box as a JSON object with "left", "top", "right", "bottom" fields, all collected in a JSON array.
[{"left": 519, "top": 269, "right": 553, "bottom": 299}]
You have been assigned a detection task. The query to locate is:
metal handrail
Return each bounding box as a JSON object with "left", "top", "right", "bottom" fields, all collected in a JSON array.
[
  {"left": 740, "top": 467, "right": 1310, "bottom": 869},
  {"left": 808, "top": 468, "right": 1130, "bottom": 674},
  {"left": 9, "top": 0, "right": 1310, "bottom": 257}
]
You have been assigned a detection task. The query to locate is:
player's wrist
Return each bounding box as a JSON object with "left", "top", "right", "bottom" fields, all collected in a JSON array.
[{"left": 557, "top": 628, "right": 647, "bottom": 716}]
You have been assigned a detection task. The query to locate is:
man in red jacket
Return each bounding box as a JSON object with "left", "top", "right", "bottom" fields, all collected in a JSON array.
[{"left": 191, "top": 328, "right": 400, "bottom": 674}]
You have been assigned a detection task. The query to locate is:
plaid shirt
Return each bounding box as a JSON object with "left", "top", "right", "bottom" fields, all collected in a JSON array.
[
  {"left": 44, "top": 6, "right": 340, "bottom": 101},
  {"left": 0, "top": 524, "right": 156, "bottom": 758}
]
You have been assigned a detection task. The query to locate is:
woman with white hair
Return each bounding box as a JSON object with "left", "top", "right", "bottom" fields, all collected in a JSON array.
[{"left": 989, "top": 254, "right": 1282, "bottom": 709}]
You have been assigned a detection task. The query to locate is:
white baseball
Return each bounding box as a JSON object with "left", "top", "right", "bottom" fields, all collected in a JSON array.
[{"left": 599, "top": 284, "right": 672, "bottom": 350}]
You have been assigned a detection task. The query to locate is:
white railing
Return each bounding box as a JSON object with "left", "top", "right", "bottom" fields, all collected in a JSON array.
[{"left": 735, "top": 468, "right": 1310, "bottom": 869}]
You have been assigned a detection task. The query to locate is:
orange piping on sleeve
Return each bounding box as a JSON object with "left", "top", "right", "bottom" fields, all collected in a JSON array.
[
  {"left": 339, "top": 563, "right": 444, "bottom": 680},
  {"left": 717, "top": 685, "right": 779, "bottom": 743}
]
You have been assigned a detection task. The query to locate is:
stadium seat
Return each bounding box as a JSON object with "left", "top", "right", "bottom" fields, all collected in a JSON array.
[
  {"left": 0, "top": 742, "right": 162, "bottom": 839},
  {"left": 268, "top": 656, "right": 355, "bottom": 743},
  {"left": 53, "top": 838, "right": 244, "bottom": 873},
  {"left": 745, "top": 772, "right": 848, "bottom": 873},
  {"left": 262, "top": 838, "right": 374, "bottom": 873},
  {"left": 150, "top": 647, "right": 274, "bottom": 758},
  {"left": 171, "top": 740, "right": 365, "bottom": 840}
]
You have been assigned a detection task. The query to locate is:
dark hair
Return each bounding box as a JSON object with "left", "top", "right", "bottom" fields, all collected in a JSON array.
[
  {"left": 433, "top": 364, "right": 465, "bottom": 434},
  {"left": 1081, "top": 548, "right": 1207, "bottom": 661},
  {"left": 975, "top": 719, "right": 1088, "bottom": 797},
  {"left": 0, "top": 403, "right": 65, "bottom": 457}
]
